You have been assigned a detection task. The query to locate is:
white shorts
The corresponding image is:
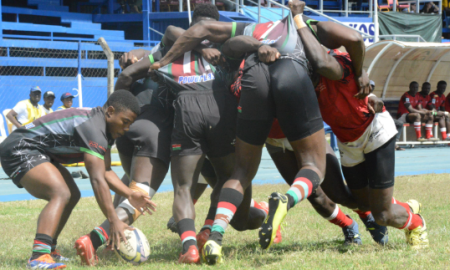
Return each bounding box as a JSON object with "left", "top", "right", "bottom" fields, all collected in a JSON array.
[
  {"left": 338, "top": 111, "right": 397, "bottom": 167},
  {"left": 265, "top": 137, "right": 293, "bottom": 152}
]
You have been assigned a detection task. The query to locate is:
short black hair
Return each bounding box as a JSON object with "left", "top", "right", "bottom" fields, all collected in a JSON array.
[
  {"left": 192, "top": 4, "right": 220, "bottom": 22},
  {"left": 422, "top": 82, "right": 431, "bottom": 87},
  {"left": 438, "top": 80, "right": 447, "bottom": 86},
  {"left": 104, "top": 90, "right": 140, "bottom": 116},
  {"left": 410, "top": 81, "right": 418, "bottom": 87}
]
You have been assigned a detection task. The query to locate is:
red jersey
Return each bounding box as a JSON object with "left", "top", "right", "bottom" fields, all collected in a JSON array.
[
  {"left": 416, "top": 93, "right": 431, "bottom": 109},
  {"left": 314, "top": 50, "right": 384, "bottom": 143},
  {"left": 397, "top": 92, "right": 419, "bottom": 118},
  {"left": 428, "top": 91, "right": 446, "bottom": 110},
  {"left": 446, "top": 93, "right": 450, "bottom": 112}
]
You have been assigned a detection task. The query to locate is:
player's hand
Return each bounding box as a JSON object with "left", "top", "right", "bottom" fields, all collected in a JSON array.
[
  {"left": 148, "top": 61, "right": 162, "bottom": 82},
  {"left": 109, "top": 219, "right": 134, "bottom": 250},
  {"left": 128, "top": 191, "right": 157, "bottom": 216},
  {"left": 119, "top": 52, "right": 140, "bottom": 69},
  {"left": 201, "top": 48, "right": 224, "bottom": 66},
  {"left": 367, "top": 95, "right": 384, "bottom": 114},
  {"left": 150, "top": 61, "right": 162, "bottom": 71},
  {"left": 258, "top": 45, "right": 280, "bottom": 64},
  {"left": 354, "top": 70, "right": 371, "bottom": 99},
  {"left": 288, "top": 0, "right": 306, "bottom": 16}
]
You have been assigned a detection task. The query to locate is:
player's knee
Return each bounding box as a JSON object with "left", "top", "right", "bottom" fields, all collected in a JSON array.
[
  {"left": 53, "top": 188, "right": 72, "bottom": 205},
  {"left": 372, "top": 210, "right": 390, "bottom": 226},
  {"left": 229, "top": 220, "right": 247, "bottom": 232},
  {"left": 69, "top": 188, "right": 81, "bottom": 206}
]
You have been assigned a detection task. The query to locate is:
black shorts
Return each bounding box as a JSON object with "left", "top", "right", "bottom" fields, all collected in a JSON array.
[
  {"left": 237, "top": 54, "right": 323, "bottom": 145},
  {"left": 171, "top": 90, "right": 237, "bottom": 158},
  {"left": 341, "top": 137, "right": 396, "bottom": 190},
  {"left": 0, "top": 148, "right": 53, "bottom": 188},
  {"left": 115, "top": 104, "right": 174, "bottom": 167}
]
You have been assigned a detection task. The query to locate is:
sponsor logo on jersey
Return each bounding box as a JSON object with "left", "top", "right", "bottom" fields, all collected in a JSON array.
[
  {"left": 25, "top": 123, "right": 35, "bottom": 129},
  {"left": 89, "top": 141, "right": 99, "bottom": 149},
  {"left": 172, "top": 144, "right": 181, "bottom": 150},
  {"left": 177, "top": 73, "right": 215, "bottom": 85},
  {"left": 237, "top": 106, "right": 242, "bottom": 113},
  {"left": 261, "top": 35, "right": 282, "bottom": 45}
]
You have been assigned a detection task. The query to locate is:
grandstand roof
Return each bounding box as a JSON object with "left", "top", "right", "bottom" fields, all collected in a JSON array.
[{"left": 364, "top": 41, "right": 450, "bottom": 99}]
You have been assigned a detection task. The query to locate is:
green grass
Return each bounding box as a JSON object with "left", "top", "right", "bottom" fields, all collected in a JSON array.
[{"left": 1, "top": 174, "right": 450, "bottom": 269}]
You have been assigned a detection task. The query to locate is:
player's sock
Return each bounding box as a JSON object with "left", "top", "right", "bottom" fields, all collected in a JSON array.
[
  {"left": 286, "top": 169, "right": 321, "bottom": 210},
  {"left": 251, "top": 199, "right": 268, "bottom": 218},
  {"left": 31, "top": 233, "right": 53, "bottom": 260},
  {"left": 200, "top": 207, "right": 217, "bottom": 232},
  {"left": 90, "top": 226, "right": 109, "bottom": 251},
  {"left": 51, "top": 239, "right": 57, "bottom": 252},
  {"left": 447, "top": 133, "right": 450, "bottom": 138},
  {"left": 392, "top": 198, "right": 423, "bottom": 230},
  {"left": 177, "top": 218, "right": 197, "bottom": 254},
  {"left": 353, "top": 209, "right": 371, "bottom": 219},
  {"left": 210, "top": 188, "right": 244, "bottom": 243},
  {"left": 413, "top": 122, "right": 422, "bottom": 139},
  {"left": 425, "top": 124, "right": 433, "bottom": 139},
  {"left": 441, "top": 128, "right": 447, "bottom": 139},
  {"left": 326, "top": 205, "right": 353, "bottom": 228}
]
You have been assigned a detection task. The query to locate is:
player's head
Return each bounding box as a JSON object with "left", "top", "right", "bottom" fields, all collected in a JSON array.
[
  {"left": 437, "top": 80, "right": 447, "bottom": 94},
  {"left": 43, "top": 91, "right": 56, "bottom": 109},
  {"left": 29, "top": 86, "right": 42, "bottom": 105},
  {"left": 409, "top": 81, "right": 419, "bottom": 94},
  {"left": 103, "top": 90, "right": 140, "bottom": 139},
  {"left": 191, "top": 4, "right": 220, "bottom": 26},
  {"left": 60, "top": 92, "right": 75, "bottom": 109},
  {"left": 421, "top": 82, "right": 431, "bottom": 95}
]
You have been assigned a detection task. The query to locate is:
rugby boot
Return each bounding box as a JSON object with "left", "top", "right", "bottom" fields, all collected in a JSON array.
[
  {"left": 406, "top": 214, "right": 429, "bottom": 250},
  {"left": 74, "top": 235, "right": 98, "bottom": 266},
  {"left": 259, "top": 192, "right": 288, "bottom": 250},
  {"left": 196, "top": 229, "right": 210, "bottom": 255},
  {"left": 27, "top": 254, "right": 66, "bottom": 269},
  {"left": 404, "top": 199, "right": 421, "bottom": 241},
  {"left": 202, "top": 240, "right": 223, "bottom": 265},
  {"left": 342, "top": 217, "right": 362, "bottom": 246},
  {"left": 50, "top": 250, "right": 70, "bottom": 262},
  {"left": 257, "top": 201, "right": 283, "bottom": 245},
  {"left": 178, "top": 245, "right": 200, "bottom": 264},
  {"left": 359, "top": 213, "right": 389, "bottom": 245}
]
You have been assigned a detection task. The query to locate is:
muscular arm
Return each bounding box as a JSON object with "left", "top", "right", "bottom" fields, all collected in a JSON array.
[
  {"left": 104, "top": 149, "right": 133, "bottom": 198},
  {"left": 406, "top": 104, "right": 423, "bottom": 114},
  {"left": 6, "top": 109, "right": 21, "bottom": 128},
  {"left": 222, "top": 36, "right": 262, "bottom": 59},
  {"left": 158, "top": 21, "right": 234, "bottom": 67}
]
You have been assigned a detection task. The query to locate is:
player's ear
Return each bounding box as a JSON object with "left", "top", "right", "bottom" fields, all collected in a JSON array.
[{"left": 106, "top": 106, "right": 116, "bottom": 118}]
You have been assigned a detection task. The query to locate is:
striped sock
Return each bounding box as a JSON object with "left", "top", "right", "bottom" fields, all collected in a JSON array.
[
  {"left": 441, "top": 128, "right": 447, "bottom": 139},
  {"left": 51, "top": 239, "right": 57, "bottom": 252},
  {"left": 353, "top": 209, "right": 371, "bottom": 219},
  {"left": 392, "top": 198, "right": 423, "bottom": 230},
  {"left": 177, "top": 218, "right": 197, "bottom": 254},
  {"left": 425, "top": 124, "right": 433, "bottom": 139},
  {"left": 200, "top": 207, "right": 217, "bottom": 232},
  {"left": 31, "top": 233, "right": 52, "bottom": 260},
  {"left": 90, "top": 226, "right": 109, "bottom": 250},
  {"left": 413, "top": 122, "right": 422, "bottom": 139},
  {"left": 326, "top": 205, "right": 353, "bottom": 228},
  {"left": 211, "top": 188, "right": 243, "bottom": 239},
  {"left": 286, "top": 169, "right": 321, "bottom": 210}
]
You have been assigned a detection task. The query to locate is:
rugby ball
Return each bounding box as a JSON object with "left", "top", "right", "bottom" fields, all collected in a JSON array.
[{"left": 114, "top": 227, "right": 151, "bottom": 265}]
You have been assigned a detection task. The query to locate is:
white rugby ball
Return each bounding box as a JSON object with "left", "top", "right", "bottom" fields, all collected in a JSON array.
[{"left": 114, "top": 227, "right": 151, "bottom": 265}]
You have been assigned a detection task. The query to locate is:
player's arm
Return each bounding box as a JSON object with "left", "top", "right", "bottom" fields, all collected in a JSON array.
[
  {"left": 84, "top": 152, "right": 131, "bottom": 248},
  {"left": 119, "top": 49, "right": 152, "bottom": 69},
  {"left": 6, "top": 109, "right": 22, "bottom": 128},
  {"left": 115, "top": 56, "right": 151, "bottom": 91},
  {"left": 155, "top": 21, "right": 234, "bottom": 68},
  {"left": 222, "top": 35, "right": 280, "bottom": 63},
  {"left": 405, "top": 103, "right": 422, "bottom": 114},
  {"left": 103, "top": 148, "right": 156, "bottom": 215}
]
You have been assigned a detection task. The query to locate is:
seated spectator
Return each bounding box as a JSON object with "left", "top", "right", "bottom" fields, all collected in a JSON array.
[
  {"left": 6, "top": 86, "right": 44, "bottom": 131},
  {"left": 42, "top": 91, "right": 55, "bottom": 115},
  {"left": 427, "top": 81, "right": 450, "bottom": 139},
  {"left": 57, "top": 93, "right": 75, "bottom": 111},
  {"left": 416, "top": 82, "right": 436, "bottom": 139},
  {"left": 396, "top": 81, "right": 426, "bottom": 141},
  {"left": 445, "top": 91, "right": 450, "bottom": 112},
  {"left": 421, "top": 2, "right": 439, "bottom": 13},
  {"left": 403, "top": 3, "right": 416, "bottom": 12}
]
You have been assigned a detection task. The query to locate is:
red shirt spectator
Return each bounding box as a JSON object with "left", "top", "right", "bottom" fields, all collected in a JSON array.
[
  {"left": 397, "top": 92, "right": 419, "bottom": 118},
  {"left": 445, "top": 92, "right": 450, "bottom": 112},
  {"left": 427, "top": 91, "right": 446, "bottom": 110}
]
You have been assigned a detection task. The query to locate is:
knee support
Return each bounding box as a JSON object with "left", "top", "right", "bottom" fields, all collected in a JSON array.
[{"left": 118, "top": 181, "right": 156, "bottom": 221}]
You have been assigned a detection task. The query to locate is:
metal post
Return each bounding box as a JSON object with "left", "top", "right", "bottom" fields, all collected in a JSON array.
[
  {"left": 369, "top": 0, "right": 373, "bottom": 17},
  {"left": 416, "top": 0, "right": 419, "bottom": 13},
  {"left": 282, "top": 0, "right": 285, "bottom": 17},
  {"left": 268, "top": 0, "right": 271, "bottom": 8},
  {"left": 77, "top": 41, "right": 83, "bottom": 108},
  {"left": 98, "top": 38, "right": 115, "bottom": 98},
  {"left": 320, "top": 0, "right": 323, "bottom": 13},
  {"left": 236, "top": 0, "right": 239, "bottom": 12},
  {"left": 212, "top": 0, "right": 215, "bottom": 5},
  {"left": 374, "top": 1, "right": 379, "bottom": 42},
  {"left": 143, "top": 0, "right": 150, "bottom": 42},
  {"left": 179, "top": 0, "right": 183, "bottom": 12},
  {"left": 0, "top": 2, "right": 2, "bottom": 40},
  {"left": 345, "top": 0, "right": 348, "bottom": 17},
  {"left": 439, "top": 0, "right": 442, "bottom": 14},
  {"left": 393, "top": 0, "right": 396, "bottom": 11},
  {"left": 258, "top": 0, "right": 261, "bottom": 23},
  {"left": 240, "top": 0, "right": 244, "bottom": 14},
  {"left": 187, "top": 0, "right": 192, "bottom": 23},
  {"left": 108, "top": 0, "right": 114, "bottom": 14}
]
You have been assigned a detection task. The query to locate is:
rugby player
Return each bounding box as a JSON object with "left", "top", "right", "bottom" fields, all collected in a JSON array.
[
  {"left": 397, "top": 82, "right": 428, "bottom": 140},
  {"left": 427, "top": 81, "right": 450, "bottom": 139},
  {"left": 415, "top": 82, "right": 437, "bottom": 139},
  {"left": 0, "top": 91, "right": 156, "bottom": 269},
  {"left": 287, "top": 0, "right": 428, "bottom": 250}
]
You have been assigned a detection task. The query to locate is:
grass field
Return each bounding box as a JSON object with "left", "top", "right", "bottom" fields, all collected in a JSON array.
[{"left": 0, "top": 174, "right": 449, "bottom": 269}]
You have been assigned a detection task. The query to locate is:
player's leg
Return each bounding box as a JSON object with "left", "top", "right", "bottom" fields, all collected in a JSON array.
[
  {"left": 435, "top": 114, "right": 448, "bottom": 139},
  {"left": 365, "top": 137, "right": 428, "bottom": 249},
  {"left": 446, "top": 115, "right": 450, "bottom": 139},
  {"left": 260, "top": 59, "right": 326, "bottom": 250},
  {"left": 406, "top": 113, "right": 424, "bottom": 140}
]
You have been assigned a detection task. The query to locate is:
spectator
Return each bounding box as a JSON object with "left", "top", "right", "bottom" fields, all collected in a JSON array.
[
  {"left": 427, "top": 81, "right": 450, "bottom": 139},
  {"left": 415, "top": 82, "right": 436, "bottom": 139},
  {"left": 445, "top": 91, "right": 450, "bottom": 112},
  {"left": 6, "top": 86, "right": 44, "bottom": 131},
  {"left": 421, "top": 1, "right": 439, "bottom": 13},
  {"left": 396, "top": 81, "right": 426, "bottom": 141},
  {"left": 403, "top": 3, "right": 416, "bottom": 12},
  {"left": 57, "top": 93, "right": 75, "bottom": 111},
  {"left": 42, "top": 91, "right": 55, "bottom": 115}
]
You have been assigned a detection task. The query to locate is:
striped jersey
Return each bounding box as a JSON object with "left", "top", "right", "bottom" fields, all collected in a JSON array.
[{"left": 0, "top": 107, "right": 113, "bottom": 164}]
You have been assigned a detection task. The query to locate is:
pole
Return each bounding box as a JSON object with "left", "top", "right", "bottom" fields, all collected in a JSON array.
[
  {"left": 345, "top": 0, "right": 348, "bottom": 17},
  {"left": 236, "top": 0, "right": 239, "bottom": 12},
  {"left": 416, "top": 0, "right": 419, "bottom": 13},
  {"left": 393, "top": 0, "right": 396, "bottom": 11},
  {"left": 179, "top": 0, "right": 183, "bottom": 12},
  {"left": 187, "top": 0, "right": 192, "bottom": 23},
  {"left": 374, "top": 1, "right": 379, "bottom": 42},
  {"left": 97, "top": 37, "right": 114, "bottom": 97},
  {"left": 439, "top": 0, "right": 442, "bottom": 14},
  {"left": 320, "top": 0, "right": 323, "bottom": 14},
  {"left": 77, "top": 41, "right": 83, "bottom": 108},
  {"left": 258, "top": 0, "right": 261, "bottom": 23},
  {"left": 282, "top": 0, "right": 285, "bottom": 17},
  {"left": 369, "top": 0, "right": 373, "bottom": 17},
  {"left": 143, "top": 0, "right": 150, "bottom": 42}
]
